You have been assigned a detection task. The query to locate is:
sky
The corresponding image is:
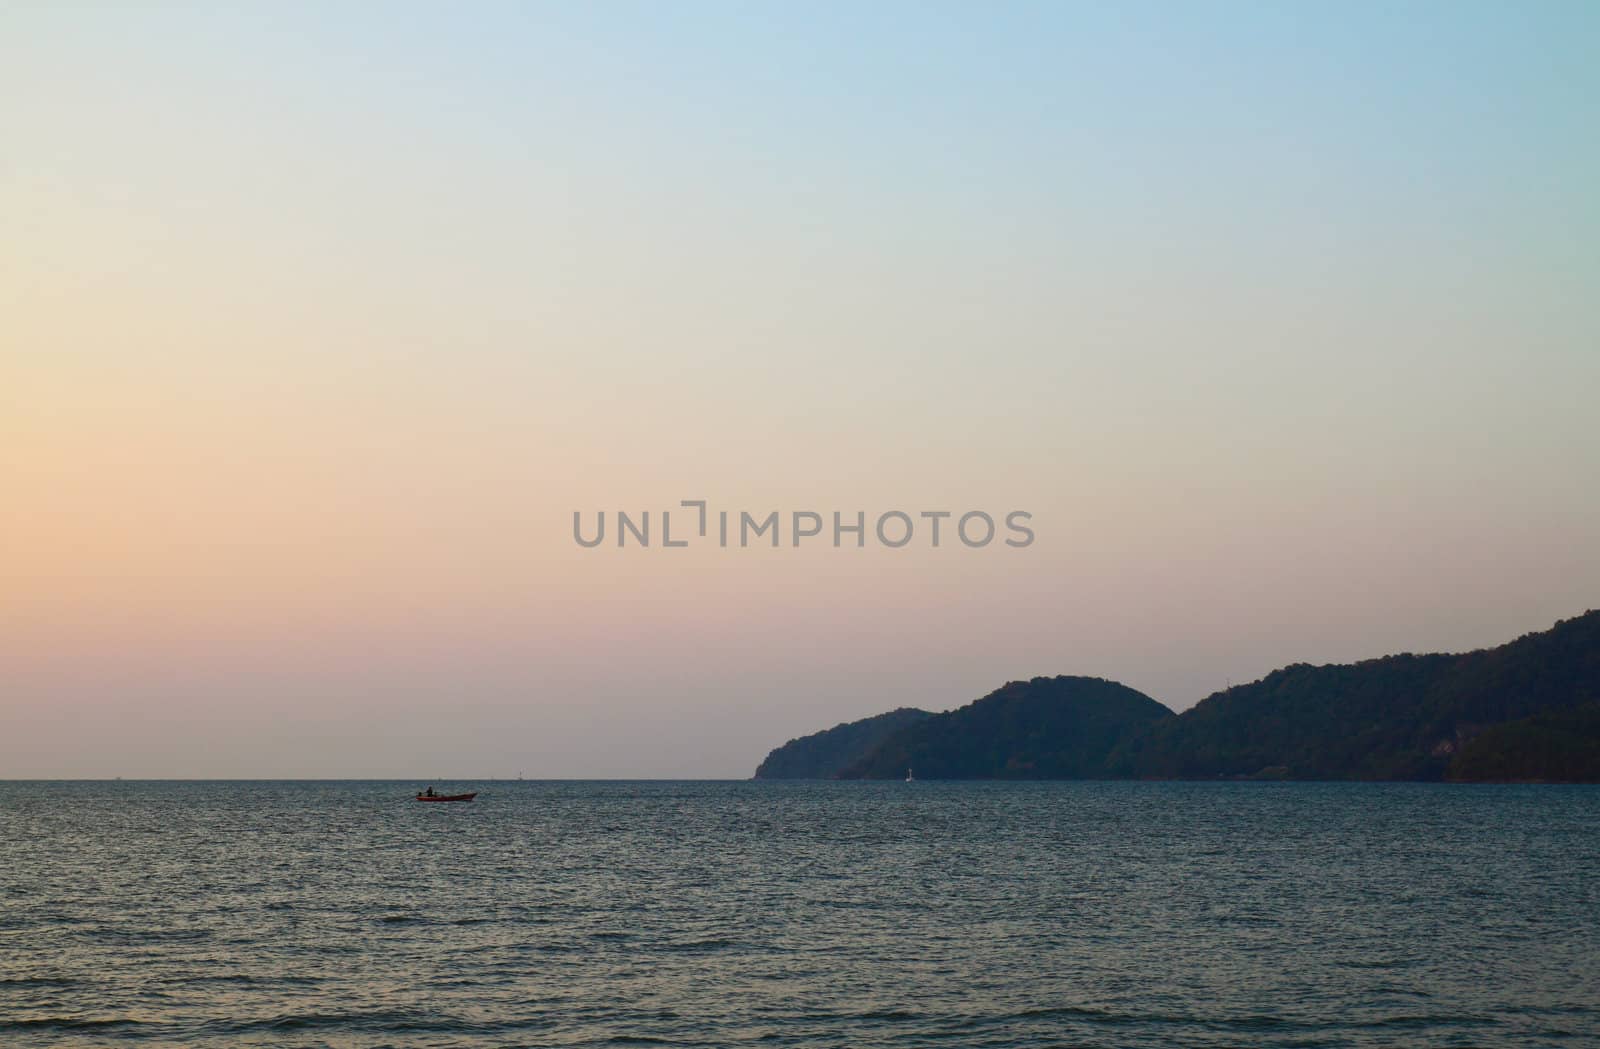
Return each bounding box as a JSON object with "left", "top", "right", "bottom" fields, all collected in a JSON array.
[{"left": 3, "top": 2, "right": 1598, "bottom": 777}]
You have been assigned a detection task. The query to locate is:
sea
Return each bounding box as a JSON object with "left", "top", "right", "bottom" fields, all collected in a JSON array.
[{"left": 2, "top": 780, "right": 1597, "bottom": 1048}]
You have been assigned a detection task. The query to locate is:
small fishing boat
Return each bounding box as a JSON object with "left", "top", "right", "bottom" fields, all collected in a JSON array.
[{"left": 414, "top": 791, "right": 477, "bottom": 802}]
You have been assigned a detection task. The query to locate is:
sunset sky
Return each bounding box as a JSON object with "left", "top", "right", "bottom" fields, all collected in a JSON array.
[{"left": 4, "top": 3, "right": 1597, "bottom": 777}]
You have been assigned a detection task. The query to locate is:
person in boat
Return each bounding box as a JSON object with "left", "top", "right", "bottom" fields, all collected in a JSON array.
[{"left": 424, "top": 786, "right": 435, "bottom": 797}]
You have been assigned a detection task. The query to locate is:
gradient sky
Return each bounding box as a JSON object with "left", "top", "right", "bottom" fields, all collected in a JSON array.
[{"left": 4, "top": 2, "right": 1598, "bottom": 777}]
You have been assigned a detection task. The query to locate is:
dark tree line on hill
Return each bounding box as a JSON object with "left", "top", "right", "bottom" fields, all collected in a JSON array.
[
  {"left": 753, "top": 707, "right": 931, "bottom": 779},
  {"left": 841, "top": 677, "right": 1170, "bottom": 779},
  {"left": 752, "top": 611, "right": 1600, "bottom": 783}
]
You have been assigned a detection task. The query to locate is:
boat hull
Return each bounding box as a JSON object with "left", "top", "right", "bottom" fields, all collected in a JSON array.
[{"left": 414, "top": 792, "right": 477, "bottom": 802}]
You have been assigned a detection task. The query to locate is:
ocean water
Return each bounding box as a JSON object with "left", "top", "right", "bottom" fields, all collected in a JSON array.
[{"left": 2, "top": 781, "right": 1597, "bottom": 1048}]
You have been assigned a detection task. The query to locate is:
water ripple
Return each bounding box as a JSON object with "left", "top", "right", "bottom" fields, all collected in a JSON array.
[{"left": 1, "top": 780, "right": 1596, "bottom": 1047}]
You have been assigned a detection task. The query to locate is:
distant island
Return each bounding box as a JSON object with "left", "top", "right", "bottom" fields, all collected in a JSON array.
[{"left": 754, "top": 611, "right": 1600, "bottom": 782}]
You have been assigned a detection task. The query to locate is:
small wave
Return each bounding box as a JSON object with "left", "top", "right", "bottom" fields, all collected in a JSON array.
[
  {"left": 793, "top": 1008, "right": 926, "bottom": 1024},
  {"left": 0, "top": 1017, "right": 141, "bottom": 1033},
  {"left": 514, "top": 942, "right": 582, "bottom": 954},
  {"left": 1012, "top": 1005, "right": 1121, "bottom": 1022},
  {"left": 1350, "top": 1013, "right": 1499, "bottom": 1031},
  {"left": 957, "top": 1004, "right": 1189, "bottom": 1029},
  {"left": 0, "top": 976, "right": 81, "bottom": 988},
  {"left": 1334, "top": 957, "right": 1418, "bottom": 970},
  {"left": 165, "top": 972, "right": 260, "bottom": 985},
  {"left": 80, "top": 926, "right": 213, "bottom": 945},
  {"left": 199, "top": 1009, "right": 458, "bottom": 1034},
  {"left": 663, "top": 938, "right": 737, "bottom": 953}
]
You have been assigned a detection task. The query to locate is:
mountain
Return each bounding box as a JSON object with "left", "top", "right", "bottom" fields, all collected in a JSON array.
[
  {"left": 840, "top": 676, "right": 1175, "bottom": 780},
  {"left": 753, "top": 707, "right": 932, "bottom": 779},
  {"left": 754, "top": 610, "right": 1600, "bottom": 782},
  {"left": 1112, "top": 610, "right": 1600, "bottom": 781}
]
